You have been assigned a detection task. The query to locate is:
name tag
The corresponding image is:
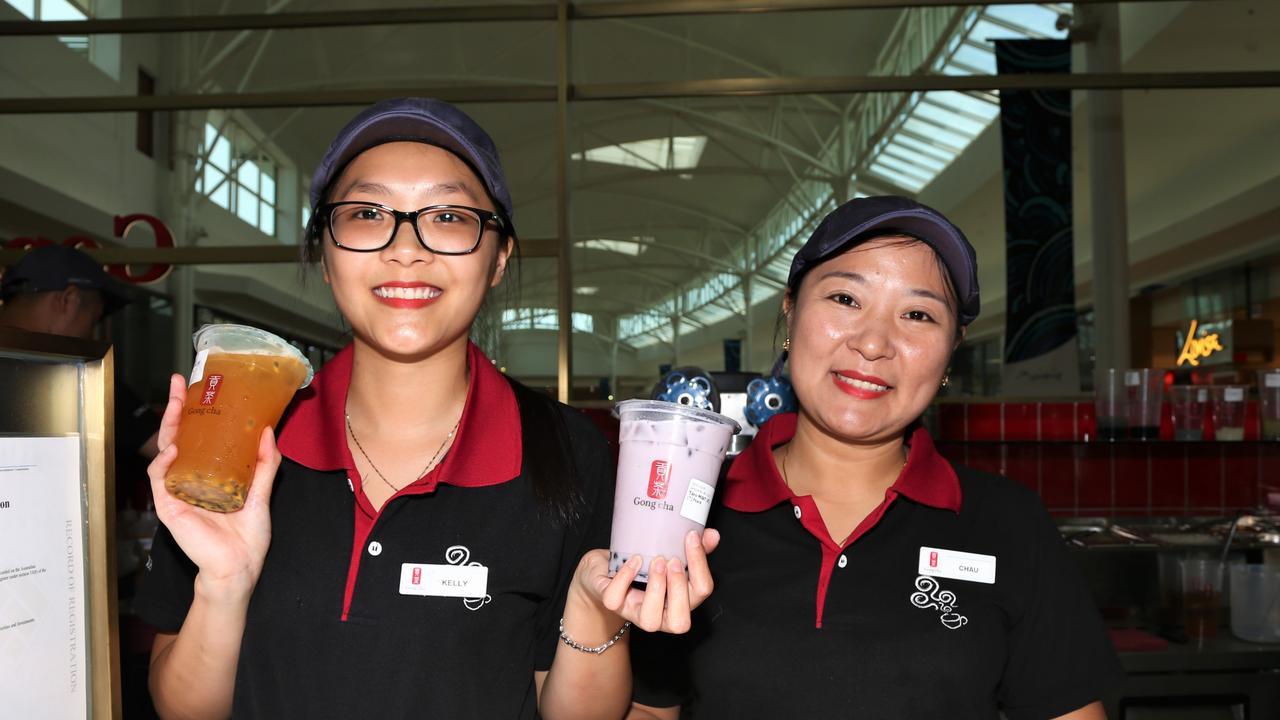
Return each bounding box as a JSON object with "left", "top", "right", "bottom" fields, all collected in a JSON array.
[
  {"left": 399, "top": 563, "right": 489, "bottom": 598},
  {"left": 918, "top": 547, "right": 996, "bottom": 584}
]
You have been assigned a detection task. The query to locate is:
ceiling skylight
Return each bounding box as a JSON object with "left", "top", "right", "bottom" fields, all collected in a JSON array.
[
  {"left": 576, "top": 238, "right": 650, "bottom": 256},
  {"left": 862, "top": 4, "right": 1070, "bottom": 194},
  {"left": 572, "top": 136, "right": 708, "bottom": 172}
]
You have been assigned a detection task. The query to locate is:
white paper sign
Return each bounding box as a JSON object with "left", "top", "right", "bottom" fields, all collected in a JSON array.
[
  {"left": 0, "top": 437, "right": 88, "bottom": 720},
  {"left": 918, "top": 546, "right": 997, "bottom": 585},
  {"left": 1224, "top": 387, "right": 1244, "bottom": 402}
]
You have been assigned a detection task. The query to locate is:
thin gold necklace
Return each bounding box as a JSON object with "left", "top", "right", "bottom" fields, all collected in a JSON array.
[
  {"left": 779, "top": 443, "right": 908, "bottom": 494},
  {"left": 345, "top": 413, "right": 460, "bottom": 493}
]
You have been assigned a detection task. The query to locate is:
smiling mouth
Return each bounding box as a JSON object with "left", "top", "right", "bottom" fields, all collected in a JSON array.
[
  {"left": 373, "top": 286, "right": 441, "bottom": 300},
  {"left": 834, "top": 374, "right": 891, "bottom": 393}
]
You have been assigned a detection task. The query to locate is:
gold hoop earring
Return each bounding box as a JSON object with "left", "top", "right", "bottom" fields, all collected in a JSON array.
[{"left": 783, "top": 337, "right": 791, "bottom": 352}]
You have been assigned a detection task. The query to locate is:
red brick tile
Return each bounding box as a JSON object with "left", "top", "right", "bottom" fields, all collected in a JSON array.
[
  {"left": 1114, "top": 445, "right": 1149, "bottom": 510},
  {"left": 1005, "top": 444, "right": 1040, "bottom": 491},
  {"left": 1244, "top": 400, "right": 1259, "bottom": 441},
  {"left": 968, "top": 404, "right": 1002, "bottom": 441},
  {"left": 965, "top": 443, "right": 1004, "bottom": 477},
  {"left": 1186, "top": 445, "right": 1223, "bottom": 512},
  {"left": 937, "top": 403, "right": 966, "bottom": 441},
  {"left": 1040, "top": 403, "right": 1077, "bottom": 441},
  {"left": 1077, "top": 445, "right": 1113, "bottom": 509},
  {"left": 1004, "top": 403, "right": 1037, "bottom": 441},
  {"left": 1149, "top": 445, "right": 1186, "bottom": 510},
  {"left": 1039, "top": 445, "right": 1077, "bottom": 512},
  {"left": 1077, "top": 402, "right": 1097, "bottom": 442}
]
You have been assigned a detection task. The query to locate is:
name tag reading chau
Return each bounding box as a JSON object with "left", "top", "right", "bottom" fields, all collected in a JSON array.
[
  {"left": 918, "top": 547, "right": 997, "bottom": 584},
  {"left": 399, "top": 563, "right": 489, "bottom": 598}
]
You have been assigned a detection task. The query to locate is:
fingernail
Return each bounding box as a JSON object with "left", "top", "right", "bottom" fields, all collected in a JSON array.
[
  {"left": 687, "top": 530, "right": 699, "bottom": 542},
  {"left": 670, "top": 558, "right": 684, "bottom": 574},
  {"left": 628, "top": 555, "right": 641, "bottom": 568},
  {"left": 652, "top": 557, "right": 666, "bottom": 573}
]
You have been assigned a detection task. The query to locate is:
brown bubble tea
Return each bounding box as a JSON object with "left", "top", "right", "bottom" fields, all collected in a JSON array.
[{"left": 165, "top": 353, "right": 309, "bottom": 512}]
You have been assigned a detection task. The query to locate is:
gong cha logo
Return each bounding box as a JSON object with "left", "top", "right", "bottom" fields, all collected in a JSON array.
[{"left": 2, "top": 213, "right": 174, "bottom": 285}]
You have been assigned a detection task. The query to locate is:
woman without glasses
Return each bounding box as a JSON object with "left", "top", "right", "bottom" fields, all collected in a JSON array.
[{"left": 630, "top": 196, "right": 1121, "bottom": 720}]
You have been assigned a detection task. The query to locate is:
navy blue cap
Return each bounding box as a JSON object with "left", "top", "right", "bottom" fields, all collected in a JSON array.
[
  {"left": 1, "top": 245, "right": 132, "bottom": 312},
  {"left": 309, "top": 98, "right": 514, "bottom": 231},
  {"left": 788, "top": 195, "right": 980, "bottom": 325}
]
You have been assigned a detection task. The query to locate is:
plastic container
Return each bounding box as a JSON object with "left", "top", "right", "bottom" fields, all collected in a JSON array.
[{"left": 1229, "top": 563, "right": 1280, "bottom": 643}]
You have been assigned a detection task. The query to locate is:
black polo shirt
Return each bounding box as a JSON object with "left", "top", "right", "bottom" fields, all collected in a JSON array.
[
  {"left": 633, "top": 413, "right": 1121, "bottom": 719},
  {"left": 136, "top": 342, "right": 613, "bottom": 719}
]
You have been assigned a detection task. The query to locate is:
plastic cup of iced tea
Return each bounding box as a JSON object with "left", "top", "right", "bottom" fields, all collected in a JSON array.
[
  {"left": 608, "top": 400, "right": 739, "bottom": 583},
  {"left": 164, "top": 324, "right": 314, "bottom": 512}
]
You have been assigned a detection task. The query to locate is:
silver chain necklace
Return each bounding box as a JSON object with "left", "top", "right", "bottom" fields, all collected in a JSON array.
[{"left": 345, "top": 412, "right": 460, "bottom": 493}]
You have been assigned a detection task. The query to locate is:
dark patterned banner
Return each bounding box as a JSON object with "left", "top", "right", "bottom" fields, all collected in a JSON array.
[{"left": 997, "top": 39, "right": 1080, "bottom": 394}]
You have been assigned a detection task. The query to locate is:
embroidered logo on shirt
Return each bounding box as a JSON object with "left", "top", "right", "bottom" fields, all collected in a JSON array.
[
  {"left": 910, "top": 575, "right": 969, "bottom": 630},
  {"left": 446, "top": 545, "right": 492, "bottom": 611}
]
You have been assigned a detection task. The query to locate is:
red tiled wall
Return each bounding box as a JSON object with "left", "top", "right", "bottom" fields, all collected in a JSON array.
[{"left": 932, "top": 401, "right": 1279, "bottom": 517}]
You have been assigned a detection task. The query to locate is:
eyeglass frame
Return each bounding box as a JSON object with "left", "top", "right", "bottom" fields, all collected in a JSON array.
[{"left": 318, "top": 201, "right": 508, "bottom": 255}]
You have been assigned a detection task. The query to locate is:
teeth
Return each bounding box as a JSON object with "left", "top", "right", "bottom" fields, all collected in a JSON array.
[
  {"left": 374, "top": 286, "right": 441, "bottom": 300},
  {"left": 835, "top": 374, "right": 889, "bottom": 392}
]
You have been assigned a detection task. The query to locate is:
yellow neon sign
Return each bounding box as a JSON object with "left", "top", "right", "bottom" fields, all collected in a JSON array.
[{"left": 1177, "top": 319, "right": 1224, "bottom": 367}]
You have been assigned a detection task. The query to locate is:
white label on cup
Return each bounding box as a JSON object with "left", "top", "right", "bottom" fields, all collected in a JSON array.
[
  {"left": 1225, "top": 387, "right": 1244, "bottom": 402},
  {"left": 1125, "top": 371, "right": 1140, "bottom": 386},
  {"left": 680, "top": 477, "right": 715, "bottom": 525},
  {"left": 1197, "top": 389, "right": 1208, "bottom": 402},
  {"left": 1267, "top": 374, "right": 1280, "bottom": 388},
  {"left": 189, "top": 349, "right": 209, "bottom": 386}
]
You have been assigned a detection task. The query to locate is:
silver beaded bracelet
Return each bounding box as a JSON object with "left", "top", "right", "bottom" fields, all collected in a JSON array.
[{"left": 558, "top": 617, "right": 632, "bottom": 655}]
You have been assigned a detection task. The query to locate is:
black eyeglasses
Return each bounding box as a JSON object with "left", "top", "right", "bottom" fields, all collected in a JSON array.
[{"left": 319, "top": 201, "right": 506, "bottom": 255}]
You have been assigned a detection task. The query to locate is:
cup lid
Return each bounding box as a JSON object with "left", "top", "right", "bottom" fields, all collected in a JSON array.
[
  {"left": 192, "top": 323, "right": 315, "bottom": 388},
  {"left": 615, "top": 398, "right": 741, "bottom": 433}
]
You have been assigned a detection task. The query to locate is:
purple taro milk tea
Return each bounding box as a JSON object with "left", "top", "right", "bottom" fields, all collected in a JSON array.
[{"left": 609, "top": 400, "right": 739, "bottom": 582}]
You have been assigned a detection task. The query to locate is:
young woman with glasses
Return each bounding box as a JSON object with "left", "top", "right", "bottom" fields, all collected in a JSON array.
[{"left": 138, "top": 98, "right": 714, "bottom": 719}]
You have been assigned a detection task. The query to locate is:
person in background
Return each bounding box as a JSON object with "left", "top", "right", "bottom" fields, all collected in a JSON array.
[
  {"left": 0, "top": 243, "right": 160, "bottom": 467},
  {"left": 630, "top": 196, "right": 1121, "bottom": 719}
]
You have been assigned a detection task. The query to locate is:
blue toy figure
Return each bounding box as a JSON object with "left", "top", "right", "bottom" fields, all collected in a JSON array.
[{"left": 744, "top": 375, "right": 797, "bottom": 428}]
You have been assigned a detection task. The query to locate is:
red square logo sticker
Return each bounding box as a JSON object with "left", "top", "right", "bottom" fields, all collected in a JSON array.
[
  {"left": 647, "top": 460, "right": 671, "bottom": 499},
  {"left": 200, "top": 374, "right": 224, "bottom": 406}
]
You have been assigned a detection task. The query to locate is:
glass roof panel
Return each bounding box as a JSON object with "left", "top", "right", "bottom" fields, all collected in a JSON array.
[{"left": 571, "top": 136, "right": 707, "bottom": 171}]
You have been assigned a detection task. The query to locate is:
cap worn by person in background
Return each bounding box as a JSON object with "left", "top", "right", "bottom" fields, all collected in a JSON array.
[{"left": 0, "top": 244, "right": 132, "bottom": 340}]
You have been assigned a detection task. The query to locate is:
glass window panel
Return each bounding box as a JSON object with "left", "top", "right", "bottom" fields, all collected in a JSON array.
[
  {"left": 42, "top": 0, "right": 86, "bottom": 20},
  {"left": 237, "top": 188, "right": 258, "bottom": 225},
  {"left": 209, "top": 136, "right": 231, "bottom": 171},
  {"left": 912, "top": 102, "right": 986, "bottom": 136},
  {"left": 237, "top": 160, "right": 260, "bottom": 193},
  {"left": 209, "top": 177, "right": 230, "bottom": 209},
  {"left": 891, "top": 134, "right": 956, "bottom": 163},
  {"left": 203, "top": 165, "right": 224, "bottom": 199},
  {"left": 950, "top": 44, "right": 997, "bottom": 75},
  {"left": 984, "top": 4, "right": 1067, "bottom": 37},
  {"left": 881, "top": 145, "right": 947, "bottom": 173},
  {"left": 260, "top": 171, "right": 276, "bottom": 204},
  {"left": 970, "top": 19, "right": 1023, "bottom": 44},
  {"left": 867, "top": 165, "right": 926, "bottom": 192},
  {"left": 873, "top": 155, "right": 934, "bottom": 183},
  {"left": 902, "top": 118, "right": 970, "bottom": 147},
  {"left": 926, "top": 90, "right": 999, "bottom": 121},
  {"left": 6, "top": 1, "right": 36, "bottom": 19},
  {"left": 260, "top": 205, "right": 275, "bottom": 236}
]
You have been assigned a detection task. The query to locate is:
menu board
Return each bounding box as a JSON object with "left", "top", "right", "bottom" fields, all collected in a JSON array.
[{"left": 0, "top": 436, "right": 88, "bottom": 720}]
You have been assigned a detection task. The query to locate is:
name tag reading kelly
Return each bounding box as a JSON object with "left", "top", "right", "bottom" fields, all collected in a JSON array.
[
  {"left": 918, "top": 547, "right": 997, "bottom": 584},
  {"left": 399, "top": 563, "right": 489, "bottom": 598}
]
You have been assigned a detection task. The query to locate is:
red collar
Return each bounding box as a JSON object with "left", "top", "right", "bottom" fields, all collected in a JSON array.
[
  {"left": 277, "top": 341, "right": 522, "bottom": 489},
  {"left": 722, "top": 413, "right": 961, "bottom": 513}
]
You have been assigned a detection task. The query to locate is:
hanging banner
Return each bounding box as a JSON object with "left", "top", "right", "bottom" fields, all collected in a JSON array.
[{"left": 997, "top": 39, "right": 1081, "bottom": 395}]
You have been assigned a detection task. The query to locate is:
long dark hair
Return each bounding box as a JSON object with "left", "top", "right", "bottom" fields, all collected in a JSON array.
[{"left": 505, "top": 376, "right": 585, "bottom": 526}]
